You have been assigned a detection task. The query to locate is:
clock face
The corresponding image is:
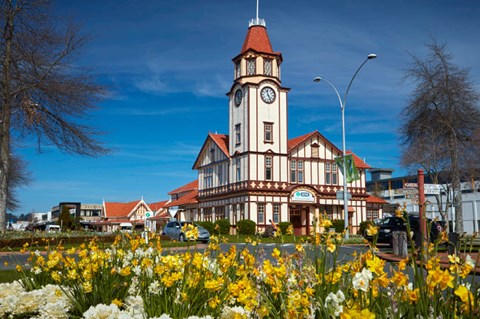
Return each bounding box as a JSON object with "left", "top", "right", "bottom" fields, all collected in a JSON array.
[
  {"left": 261, "top": 87, "right": 276, "bottom": 104},
  {"left": 234, "top": 89, "right": 242, "bottom": 106}
]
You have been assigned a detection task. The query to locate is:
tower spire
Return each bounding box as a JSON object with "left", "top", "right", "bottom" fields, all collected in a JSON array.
[{"left": 249, "top": 0, "right": 266, "bottom": 27}]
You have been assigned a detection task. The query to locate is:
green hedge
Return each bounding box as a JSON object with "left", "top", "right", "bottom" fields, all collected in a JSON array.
[
  {"left": 331, "top": 219, "right": 345, "bottom": 233},
  {"left": 237, "top": 220, "right": 256, "bottom": 235},
  {"left": 214, "top": 219, "right": 231, "bottom": 235},
  {"left": 0, "top": 234, "right": 118, "bottom": 249},
  {"left": 196, "top": 221, "right": 214, "bottom": 234},
  {"left": 278, "top": 222, "right": 292, "bottom": 234}
]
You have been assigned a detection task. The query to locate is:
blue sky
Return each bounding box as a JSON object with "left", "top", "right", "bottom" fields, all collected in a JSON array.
[{"left": 13, "top": 0, "right": 480, "bottom": 214}]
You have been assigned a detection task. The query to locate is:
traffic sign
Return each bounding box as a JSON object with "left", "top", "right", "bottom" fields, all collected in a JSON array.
[
  {"left": 424, "top": 184, "right": 442, "bottom": 195},
  {"left": 145, "top": 212, "right": 152, "bottom": 219},
  {"left": 394, "top": 188, "right": 418, "bottom": 195}
]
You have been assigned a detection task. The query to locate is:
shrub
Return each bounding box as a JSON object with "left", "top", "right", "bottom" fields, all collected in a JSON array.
[
  {"left": 196, "top": 221, "right": 214, "bottom": 234},
  {"left": 237, "top": 219, "right": 256, "bottom": 235},
  {"left": 331, "top": 219, "right": 345, "bottom": 233},
  {"left": 278, "top": 222, "right": 292, "bottom": 234},
  {"left": 214, "top": 219, "right": 231, "bottom": 235}
]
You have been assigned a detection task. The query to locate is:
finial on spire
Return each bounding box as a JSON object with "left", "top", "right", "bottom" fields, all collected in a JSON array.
[{"left": 249, "top": 0, "right": 266, "bottom": 27}]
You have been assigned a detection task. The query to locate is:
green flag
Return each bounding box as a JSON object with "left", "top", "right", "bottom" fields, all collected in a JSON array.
[{"left": 335, "top": 154, "right": 360, "bottom": 183}]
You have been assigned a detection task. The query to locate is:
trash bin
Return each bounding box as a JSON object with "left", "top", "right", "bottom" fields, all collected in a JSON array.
[
  {"left": 392, "top": 231, "right": 408, "bottom": 258},
  {"left": 447, "top": 232, "right": 460, "bottom": 255}
]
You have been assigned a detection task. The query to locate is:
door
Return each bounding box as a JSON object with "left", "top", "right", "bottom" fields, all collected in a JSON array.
[{"left": 290, "top": 209, "right": 302, "bottom": 236}]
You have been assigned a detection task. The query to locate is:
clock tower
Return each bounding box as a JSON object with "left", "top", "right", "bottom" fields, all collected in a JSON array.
[{"left": 227, "top": 16, "right": 289, "bottom": 184}]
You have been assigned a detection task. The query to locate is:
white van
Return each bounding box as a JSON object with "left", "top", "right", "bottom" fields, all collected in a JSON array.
[
  {"left": 46, "top": 224, "right": 61, "bottom": 232},
  {"left": 119, "top": 222, "right": 133, "bottom": 232}
]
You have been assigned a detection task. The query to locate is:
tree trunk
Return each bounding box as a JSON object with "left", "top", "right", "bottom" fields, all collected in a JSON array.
[{"left": 0, "top": 3, "right": 14, "bottom": 231}]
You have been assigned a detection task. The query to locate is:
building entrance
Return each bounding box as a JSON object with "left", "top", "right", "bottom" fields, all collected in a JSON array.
[{"left": 289, "top": 207, "right": 312, "bottom": 236}]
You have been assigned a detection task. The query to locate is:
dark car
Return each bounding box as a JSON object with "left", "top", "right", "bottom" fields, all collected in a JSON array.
[
  {"left": 368, "top": 215, "right": 442, "bottom": 247},
  {"left": 162, "top": 221, "right": 210, "bottom": 243}
]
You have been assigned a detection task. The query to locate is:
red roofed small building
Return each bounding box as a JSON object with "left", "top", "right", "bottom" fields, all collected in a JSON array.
[
  {"left": 366, "top": 195, "right": 387, "bottom": 221},
  {"left": 165, "top": 180, "right": 198, "bottom": 221},
  {"left": 174, "top": 14, "right": 373, "bottom": 235},
  {"left": 102, "top": 199, "right": 153, "bottom": 232},
  {"left": 148, "top": 200, "right": 171, "bottom": 231}
]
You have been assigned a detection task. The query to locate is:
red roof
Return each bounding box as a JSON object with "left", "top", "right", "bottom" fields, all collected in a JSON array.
[
  {"left": 148, "top": 211, "right": 171, "bottom": 220},
  {"left": 168, "top": 180, "right": 198, "bottom": 195},
  {"left": 104, "top": 200, "right": 142, "bottom": 218},
  {"left": 241, "top": 25, "right": 274, "bottom": 55},
  {"left": 288, "top": 131, "right": 319, "bottom": 152},
  {"left": 165, "top": 188, "right": 198, "bottom": 207},
  {"left": 210, "top": 133, "right": 229, "bottom": 157},
  {"left": 346, "top": 151, "right": 371, "bottom": 169},
  {"left": 366, "top": 194, "right": 388, "bottom": 204},
  {"left": 149, "top": 200, "right": 169, "bottom": 212}
]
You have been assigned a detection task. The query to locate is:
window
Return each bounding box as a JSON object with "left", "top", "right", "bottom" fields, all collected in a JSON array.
[
  {"left": 235, "top": 124, "right": 241, "bottom": 145},
  {"left": 265, "top": 156, "right": 272, "bottom": 180},
  {"left": 235, "top": 62, "right": 241, "bottom": 78},
  {"left": 273, "top": 204, "right": 280, "bottom": 223},
  {"left": 297, "top": 160, "right": 304, "bottom": 183},
  {"left": 218, "top": 165, "right": 223, "bottom": 185},
  {"left": 264, "top": 123, "right": 273, "bottom": 142},
  {"left": 209, "top": 148, "right": 215, "bottom": 162},
  {"left": 366, "top": 209, "right": 379, "bottom": 220},
  {"left": 311, "top": 145, "right": 319, "bottom": 158},
  {"left": 239, "top": 203, "right": 245, "bottom": 220},
  {"left": 325, "top": 162, "right": 338, "bottom": 185},
  {"left": 203, "top": 207, "right": 212, "bottom": 222},
  {"left": 236, "top": 158, "right": 241, "bottom": 181},
  {"left": 264, "top": 59, "right": 272, "bottom": 76},
  {"left": 257, "top": 203, "right": 265, "bottom": 224},
  {"left": 204, "top": 167, "right": 213, "bottom": 188},
  {"left": 290, "top": 160, "right": 296, "bottom": 183},
  {"left": 247, "top": 58, "right": 256, "bottom": 75},
  {"left": 290, "top": 160, "right": 303, "bottom": 183},
  {"left": 215, "top": 206, "right": 225, "bottom": 220}
]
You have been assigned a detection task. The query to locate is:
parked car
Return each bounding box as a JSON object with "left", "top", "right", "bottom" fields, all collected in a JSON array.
[
  {"left": 45, "top": 224, "right": 61, "bottom": 232},
  {"left": 162, "top": 221, "right": 210, "bottom": 243},
  {"left": 366, "top": 215, "right": 442, "bottom": 247}
]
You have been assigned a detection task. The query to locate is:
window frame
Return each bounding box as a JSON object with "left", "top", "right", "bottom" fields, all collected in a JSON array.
[
  {"left": 273, "top": 203, "right": 280, "bottom": 223},
  {"left": 264, "top": 59, "right": 272, "bottom": 76},
  {"left": 235, "top": 123, "right": 241, "bottom": 145},
  {"left": 264, "top": 122, "right": 273, "bottom": 143},
  {"left": 247, "top": 58, "right": 256, "bottom": 75},
  {"left": 257, "top": 203, "right": 265, "bottom": 224},
  {"left": 325, "top": 162, "right": 338, "bottom": 185},
  {"left": 265, "top": 155, "right": 272, "bottom": 181}
]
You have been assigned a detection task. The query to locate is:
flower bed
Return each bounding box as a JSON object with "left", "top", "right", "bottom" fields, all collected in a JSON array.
[{"left": 2, "top": 218, "right": 480, "bottom": 319}]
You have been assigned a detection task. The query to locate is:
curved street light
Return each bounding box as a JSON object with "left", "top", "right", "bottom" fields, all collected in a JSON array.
[{"left": 314, "top": 53, "right": 377, "bottom": 239}]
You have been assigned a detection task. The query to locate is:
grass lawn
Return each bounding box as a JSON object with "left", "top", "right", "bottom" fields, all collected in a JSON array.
[{"left": 0, "top": 269, "right": 20, "bottom": 283}]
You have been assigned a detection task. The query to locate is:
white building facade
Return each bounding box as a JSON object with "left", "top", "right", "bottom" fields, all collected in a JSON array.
[{"left": 192, "top": 17, "right": 371, "bottom": 235}]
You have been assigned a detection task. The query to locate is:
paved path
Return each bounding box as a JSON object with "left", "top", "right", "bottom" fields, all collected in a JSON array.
[{"left": 377, "top": 250, "right": 480, "bottom": 275}]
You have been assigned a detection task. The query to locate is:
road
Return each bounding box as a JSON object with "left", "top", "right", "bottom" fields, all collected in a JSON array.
[{"left": 1, "top": 244, "right": 478, "bottom": 285}]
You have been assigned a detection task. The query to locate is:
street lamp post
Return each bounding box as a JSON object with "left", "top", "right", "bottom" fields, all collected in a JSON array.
[{"left": 314, "top": 54, "right": 376, "bottom": 239}]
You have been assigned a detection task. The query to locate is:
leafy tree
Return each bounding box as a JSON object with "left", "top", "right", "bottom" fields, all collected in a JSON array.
[
  {"left": 0, "top": 0, "right": 108, "bottom": 229},
  {"left": 400, "top": 40, "right": 480, "bottom": 233},
  {"left": 58, "top": 205, "right": 74, "bottom": 230}
]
